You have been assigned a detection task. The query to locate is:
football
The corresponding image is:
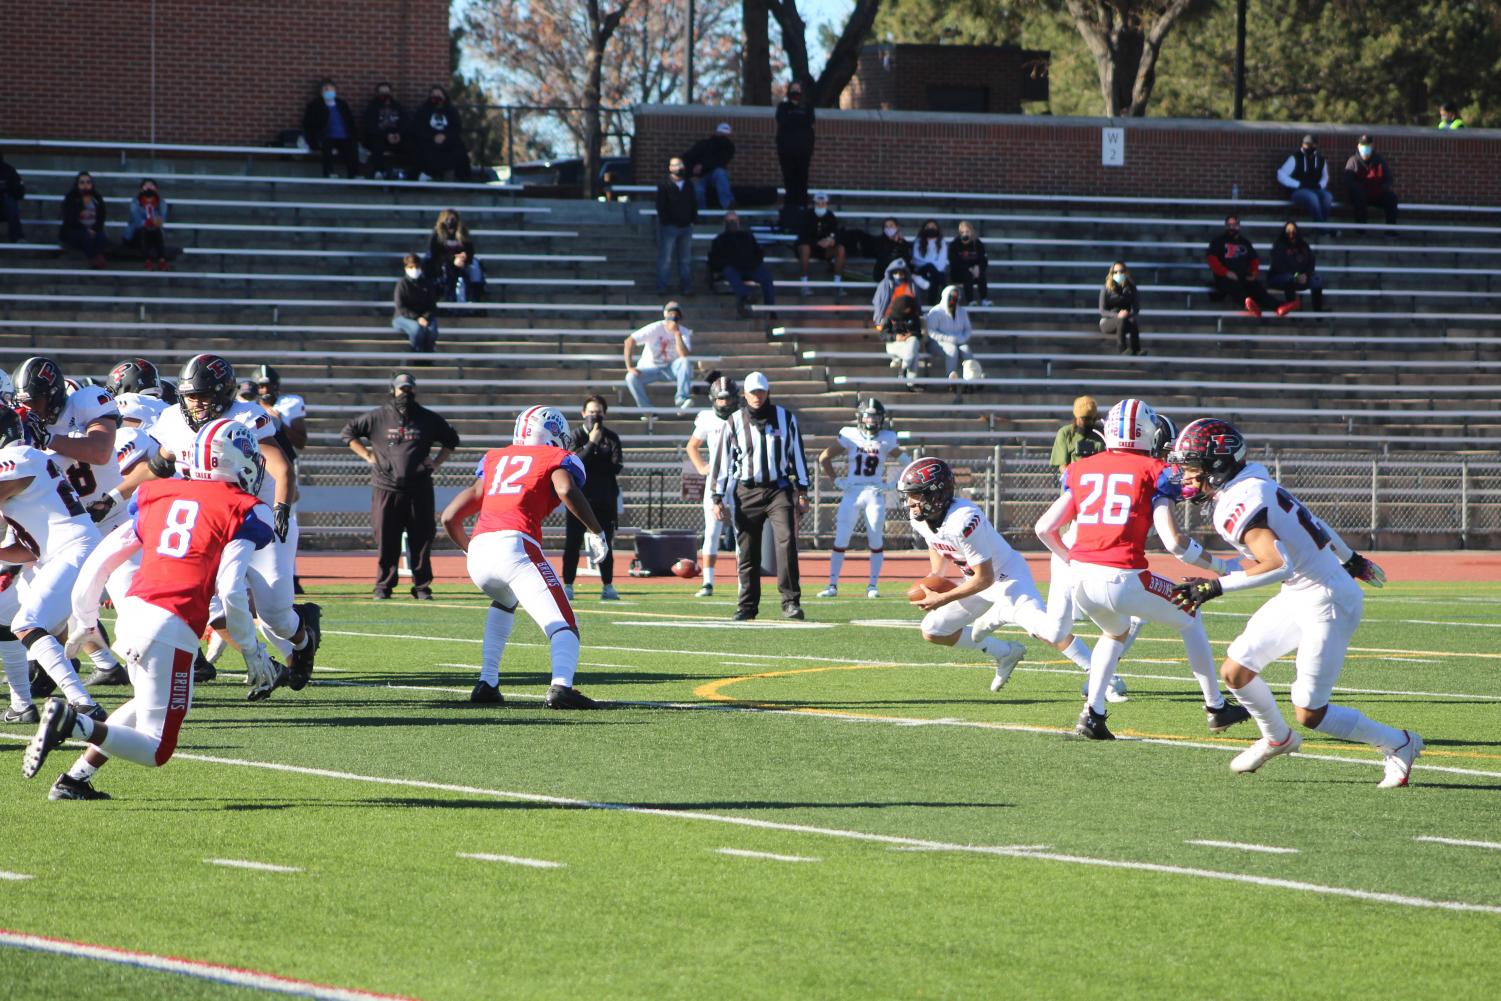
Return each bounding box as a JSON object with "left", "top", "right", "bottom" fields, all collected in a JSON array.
[
  {"left": 671, "top": 558, "right": 700, "bottom": 579},
  {"left": 906, "top": 574, "right": 956, "bottom": 603}
]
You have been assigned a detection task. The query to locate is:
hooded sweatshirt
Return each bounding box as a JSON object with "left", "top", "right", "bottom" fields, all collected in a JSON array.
[
  {"left": 926, "top": 285, "right": 972, "bottom": 343},
  {"left": 871, "top": 258, "right": 920, "bottom": 327}
]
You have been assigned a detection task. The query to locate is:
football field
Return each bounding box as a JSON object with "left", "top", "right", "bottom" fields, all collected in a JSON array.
[{"left": 4, "top": 580, "right": 1500, "bottom": 999}]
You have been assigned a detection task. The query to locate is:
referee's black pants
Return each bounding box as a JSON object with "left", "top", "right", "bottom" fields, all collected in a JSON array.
[
  {"left": 372, "top": 485, "right": 435, "bottom": 595},
  {"left": 733, "top": 483, "right": 800, "bottom": 615}
]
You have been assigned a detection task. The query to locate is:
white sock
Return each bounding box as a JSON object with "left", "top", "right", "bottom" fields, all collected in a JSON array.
[
  {"left": 703, "top": 565, "right": 716, "bottom": 586},
  {"left": 481, "top": 605, "right": 514, "bottom": 686},
  {"left": 1314, "top": 703, "right": 1407, "bottom": 752},
  {"left": 31, "top": 636, "right": 90, "bottom": 705},
  {"left": 549, "top": 628, "right": 581, "bottom": 688},
  {"left": 1181, "top": 622, "right": 1223, "bottom": 708},
  {"left": 2, "top": 639, "right": 29, "bottom": 708},
  {"left": 952, "top": 629, "right": 1013, "bottom": 661},
  {"left": 97, "top": 722, "right": 161, "bottom": 767},
  {"left": 1228, "top": 675, "right": 1292, "bottom": 743},
  {"left": 828, "top": 550, "right": 845, "bottom": 586},
  {"left": 88, "top": 647, "right": 120, "bottom": 671},
  {"left": 868, "top": 552, "right": 884, "bottom": 587},
  {"left": 1060, "top": 637, "right": 1091, "bottom": 671},
  {"left": 1086, "top": 635, "right": 1125, "bottom": 714},
  {"left": 66, "top": 756, "right": 99, "bottom": 781},
  {"left": 1118, "top": 617, "right": 1144, "bottom": 656}
]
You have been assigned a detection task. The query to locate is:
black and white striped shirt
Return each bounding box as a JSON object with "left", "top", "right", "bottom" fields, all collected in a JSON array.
[{"left": 708, "top": 404, "right": 810, "bottom": 501}]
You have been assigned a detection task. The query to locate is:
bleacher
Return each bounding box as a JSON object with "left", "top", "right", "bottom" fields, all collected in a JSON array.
[{"left": 2, "top": 144, "right": 1497, "bottom": 548}]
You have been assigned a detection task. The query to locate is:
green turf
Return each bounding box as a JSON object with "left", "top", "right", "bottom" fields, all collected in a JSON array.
[{"left": 3, "top": 580, "right": 1500, "bottom": 999}]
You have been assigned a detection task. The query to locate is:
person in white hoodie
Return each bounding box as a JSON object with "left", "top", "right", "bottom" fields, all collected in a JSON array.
[
  {"left": 926, "top": 285, "right": 984, "bottom": 382},
  {"left": 911, "top": 220, "right": 948, "bottom": 306}
]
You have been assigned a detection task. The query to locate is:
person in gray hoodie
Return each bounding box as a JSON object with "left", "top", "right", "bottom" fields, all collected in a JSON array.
[
  {"left": 872, "top": 259, "right": 929, "bottom": 389},
  {"left": 926, "top": 284, "right": 983, "bottom": 381}
]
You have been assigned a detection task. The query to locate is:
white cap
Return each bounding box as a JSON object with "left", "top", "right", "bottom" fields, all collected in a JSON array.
[
  {"left": 744, "top": 371, "right": 770, "bottom": 393},
  {"left": 813, "top": 191, "right": 829, "bottom": 203},
  {"left": 715, "top": 122, "right": 732, "bottom": 135}
]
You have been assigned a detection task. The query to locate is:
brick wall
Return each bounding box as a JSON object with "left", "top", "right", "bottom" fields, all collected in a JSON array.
[
  {"left": 841, "top": 44, "right": 1048, "bottom": 114},
  {"left": 634, "top": 105, "right": 1501, "bottom": 206},
  {"left": 0, "top": 0, "right": 450, "bottom": 146}
]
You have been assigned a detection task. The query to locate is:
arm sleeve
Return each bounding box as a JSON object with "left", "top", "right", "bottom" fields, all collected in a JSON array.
[
  {"left": 1313, "top": 515, "right": 1355, "bottom": 562},
  {"left": 1276, "top": 155, "right": 1297, "bottom": 189},
  {"left": 70, "top": 521, "right": 142, "bottom": 626},
  {"left": 560, "top": 453, "right": 587, "bottom": 491},
  {"left": 236, "top": 507, "right": 277, "bottom": 550},
  {"left": 1217, "top": 540, "right": 1295, "bottom": 593},
  {"left": 216, "top": 538, "right": 268, "bottom": 661},
  {"left": 1034, "top": 491, "right": 1077, "bottom": 562},
  {"left": 1152, "top": 498, "right": 1217, "bottom": 571}
]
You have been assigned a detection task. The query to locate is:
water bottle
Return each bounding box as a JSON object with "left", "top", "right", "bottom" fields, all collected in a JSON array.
[
  {"left": 454, "top": 274, "right": 467, "bottom": 303},
  {"left": 1231, "top": 184, "right": 1240, "bottom": 201}
]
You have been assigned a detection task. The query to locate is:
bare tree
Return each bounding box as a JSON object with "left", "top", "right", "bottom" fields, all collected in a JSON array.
[
  {"left": 1063, "top": 0, "right": 1202, "bottom": 116},
  {"left": 743, "top": 0, "right": 773, "bottom": 105},
  {"left": 765, "top": 0, "right": 884, "bottom": 107}
]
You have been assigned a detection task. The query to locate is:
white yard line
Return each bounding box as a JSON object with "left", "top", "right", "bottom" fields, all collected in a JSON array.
[
  {"left": 1186, "top": 840, "right": 1300, "bottom": 855},
  {"left": 714, "top": 848, "right": 820, "bottom": 863},
  {"left": 0, "top": 927, "right": 419, "bottom": 1000},
  {"left": 457, "top": 852, "right": 565, "bottom": 870},
  {"left": 204, "top": 859, "right": 304, "bottom": 873},
  {"left": 0, "top": 871, "right": 33, "bottom": 881},
  {"left": 1415, "top": 836, "right": 1501, "bottom": 852}
]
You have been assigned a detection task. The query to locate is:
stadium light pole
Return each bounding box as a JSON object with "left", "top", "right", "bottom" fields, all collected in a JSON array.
[
  {"left": 686, "top": 0, "right": 696, "bottom": 104},
  {"left": 1233, "top": 0, "right": 1247, "bottom": 120}
]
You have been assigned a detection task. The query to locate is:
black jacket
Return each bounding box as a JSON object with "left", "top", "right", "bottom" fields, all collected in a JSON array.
[
  {"left": 414, "top": 98, "right": 465, "bottom": 149},
  {"left": 948, "top": 235, "right": 987, "bottom": 274},
  {"left": 302, "top": 96, "right": 358, "bottom": 145},
  {"left": 1207, "top": 231, "right": 1260, "bottom": 278},
  {"left": 684, "top": 134, "right": 735, "bottom": 173},
  {"left": 340, "top": 400, "right": 460, "bottom": 491},
  {"left": 362, "top": 96, "right": 407, "bottom": 143},
  {"left": 571, "top": 424, "right": 624, "bottom": 506},
  {"left": 1099, "top": 283, "right": 1139, "bottom": 319},
  {"left": 0, "top": 159, "right": 23, "bottom": 201},
  {"left": 427, "top": 232, "right": 475, "bottom": 270},
  {"left": 655, "top": 179, "right": 698, "bottom": 227},
  {"left": 871, "top": 234, "right": 913, "bottom": 278},
  {"left": 1270, "top": 236, "right": 1317, "bottom": 277},
  {"left": 775, "top": 100, "right": 816, "bottom": 156},
  {"left": 394, "top": 275, "right": 439, "bottom": 320},
  {"left": 708, "top": 229, "right": 764, "bottom": 273},
  {"left": 797, "top": 209, "right": 839, "bottom": 246},
  {"left": 60, "top": 189, "right": 106, "bottom": 232}
]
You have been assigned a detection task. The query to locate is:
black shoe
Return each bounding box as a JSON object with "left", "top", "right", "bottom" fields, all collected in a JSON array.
[
  {"left": 733, "top": 609, "right": 757, "bottom": 621},
  {"left": 545, "top": 684, "right": 598, "bottom": 709},
  {"left": 782, "top": 604, "right": 805, "bottom": 620},
  {"left": 23, "top": 698, "right": 76, "bottom": 779},
  {"left": 286, "top": 602, "right": 321, "bottom": 691},
  {"left": 470, "top": 681, "right": 504, "bottom": 705},
  {"left": 411, "top": 588, "right": 434, "bottom": 601},
  {"left": 193, "top": 651, "right": 216, "bottom": 684},
  {"left": 1206, "top": 701, "right": 1252, "bottom": 734},
  {"left": 293, "top": 576, "right": 306, "bottom": 596},
  {"left": 3, "top": 704, "right": 38, "bottom": 724},
  {"left": 372, "top": 590, "right": 391, "bottom": 600},
  {"left": 49, "top": 773, "right": 111, "bottom": 801},
  {"left": 27, "top": 660, "right": 57, "bottom": 699},
  {"left": 1073, "top": 706, "right": 1116, "bottom": 741},
  {"left": 72, "top": 701, "right": 107, "bottom": 722},
  {"left": 85, "top": 663, "right": 129, "bottom": 687}
]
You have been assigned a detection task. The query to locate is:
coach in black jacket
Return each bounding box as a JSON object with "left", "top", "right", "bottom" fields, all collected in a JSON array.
[
  {"left": 655, "top": 156, "right": 698, "bottom": 295},
  {"left": 561, "top": 394, "right": 625, "bottom": 600}
]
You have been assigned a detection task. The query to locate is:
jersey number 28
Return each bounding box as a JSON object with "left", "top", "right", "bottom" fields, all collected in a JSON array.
[{"left": 1075, "top": 472, "right": 1134, "bottom": 526}]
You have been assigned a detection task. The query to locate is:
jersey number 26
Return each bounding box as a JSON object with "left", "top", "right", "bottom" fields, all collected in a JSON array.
[{"left": 1075, "top": 472, "right": 1134, "bottom": 526}]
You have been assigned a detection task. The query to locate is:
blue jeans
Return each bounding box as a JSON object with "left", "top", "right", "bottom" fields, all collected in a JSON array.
[
  {"left": 625, "top": 356, "right": 693, "bottom": 408},
  {"left": 657, "top": 223, "right": 693, "bottom": 294},
  {"left": 61, "top": 224, "right": 107, "bottom": 258},
  {"left": 1289, "top": 187, "right": 1334, "bottom": 223},
  {"left": 722, "top": 263, "right": 776, "bottom": 305},
  {"left": 393, "top": 316, "right": 438, "bottom": 352},
  {"left": 692, "top": 167, "right": 733, "bottom": 210}
]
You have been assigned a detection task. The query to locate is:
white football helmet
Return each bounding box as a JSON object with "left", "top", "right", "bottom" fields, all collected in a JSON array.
[
  {"left": 1103, "top": 398, "right": 1158, "bottom": 452},
  {"left": 512, "top": 405, "right": 572, "bottom": 449},
  {"left": 0, "top": 369, "right": 13, "bottom": 407},
  {"left": 187, "top": 418, "right": 265, "bottom": 495}
]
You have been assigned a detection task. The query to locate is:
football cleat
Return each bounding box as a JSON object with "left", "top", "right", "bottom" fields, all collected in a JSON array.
[
  {"left": 285, "top": 603, "right": 321, "bottom": 692},
  {"left": 246, "top": 662, "right": 288, "bottom": 702},
  {"left": 27, "top": 661, "right": 57, "bottom": 699},
  {"left": 470, "top": 681, "right": 504, "bottom": 705},
  {"left": 4, "top": 704, "right": 39, "bottom": 724},
  {"left": 1082, "top": 676, "right": 1130, "bottom": 703},
  {"left": 1206, "top": 701, "right": 1252, "bottom": 734},
  {"left": 545, "top": 685, "right": 598, "bottom": 710},
  {"left": 1377, "top": 731, "right": 1423, "bottom": 789},
  {"left": 85, "top": 663, "right": 129, "bottom": 687},
  {"left": 732, "top": 609, "right": 756, "bottom": 621},
  {"left": 1230, "top": 730, "right": 1302, "bottom": 774},
  {"left": 23, "top": 698, "right": 76, "bottom": 779},
  {"left": 49, "top": 773, "right": 111, "bottom": 801},
  {"left": 72, "top": 701, "right": 107, "bottom": 722},
  {"left": 600, "top": 584, "right": 621, "bottom": 601},
  {"left": 1073, "top": 706, "right": 1116, "bottom": 741},
  {"left": 866, "top": 585, "right": 881, "bottom": 599},
  {"left": 694, "top": 583, "right": 714, "bottom": 598},
  {"left": 193, "top": 651, "right": 217, "bottom": 684},
  {"left": 989, "top": 641, "right": 1026, "bottom": 692},
  {"left": 817, "top": 585, "right": 838, "bottom": 598},
  {"left": 562, "top": 584, "right": 574, "bottom": 601}
]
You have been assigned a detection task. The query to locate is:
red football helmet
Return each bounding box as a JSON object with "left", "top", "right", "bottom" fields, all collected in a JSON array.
[{"left": 897, "top": 457, "right": 954, "bottom": 525}]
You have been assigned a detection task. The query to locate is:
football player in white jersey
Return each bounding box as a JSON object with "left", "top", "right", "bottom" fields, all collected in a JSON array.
[
  {"left": 250, "top": 364, "right": 306, "bottom": 594},
  {"left": 684, "top": 376, "right": 739, "bottom": 598},
  {"left": 105, "top": 357, "right": 171, "bottom": 431},
  {"left": 1168, "top": 418, "right": 1417, "bottom": 787},
  {"left": 817, "top": 398, "right": 906, "bottom": 599},
  {"left": 0, "top": 406, "right": 106, "bottom": 723},
  {"left": 899, "top": 457, "right": 1094, "bottom": 692}
]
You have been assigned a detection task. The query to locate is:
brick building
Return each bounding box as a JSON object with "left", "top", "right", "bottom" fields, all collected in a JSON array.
[
  {"left": 0, "top": 0, "right": 450, "bottom": 146},
  {"left": 840, "top": 44, "right": 1049, "bottom": 114}
]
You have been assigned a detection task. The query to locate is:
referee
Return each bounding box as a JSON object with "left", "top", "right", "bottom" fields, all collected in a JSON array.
[{"left": 708, "top": 371, "right": 810, "bottom": 620}]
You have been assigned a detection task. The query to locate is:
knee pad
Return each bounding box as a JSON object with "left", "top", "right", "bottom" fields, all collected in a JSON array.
[{"left": 490, "top": 599, "right": 517, "bottom": 614}]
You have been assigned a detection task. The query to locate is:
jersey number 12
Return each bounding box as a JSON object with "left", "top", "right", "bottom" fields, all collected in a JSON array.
[{"left": 487, "top": 455, "right": 534, "bottom": 496}]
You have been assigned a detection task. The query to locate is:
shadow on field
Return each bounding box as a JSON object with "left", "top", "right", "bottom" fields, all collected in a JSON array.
[
  {"left": 210, "top": 796, "right": 1017, "bottom": 813},
  {"left": 1422, "top": 736, "right": 1501, "bottom": 748},
  {"left": 191, "top": 715, "right": 641, "bottom": 730}
]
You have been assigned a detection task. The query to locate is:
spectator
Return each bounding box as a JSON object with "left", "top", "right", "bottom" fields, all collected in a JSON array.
[
  {"left": 340, "top": 372, "right": 459, "bottom": 600},
  {"left": 0, "top": 153, "right": 24, "bottom": 243},
  {"left": 871, "top": 217, "right": 913, "bottom": 282},
  {"left": 1098, "top": 261, "right": 1143, "bottom": 355},
  {"left": 59, "top": 170, "right": 108, "bottom": 268},
  {"left": 1049, "top": 396, "right": 1105, "bottom": 474},
  {"left": 1268, "top": 220, "right": 1323, "bottom": 314},
  {"left": 414, "top": 86, "right": 472, "bottom": 182},
  {"left": 775, "top": 80, "right": 816, "bottom": 210},
  {"left": 122, "top": 178, "right": 168, "bottom": 270},
  {"left": 873, "top": 260, "right": 927, "bottom": 389},
  {"left": 927, "top": 285, "right": 983, "bottom": 381},
  {"left": 948, "top": 220, "right": 991, "bottom": 306},
  {"left": 684, "top": 122, "right": 736, "bottom": 211},
  {"left": 708, "top": 210, "right": 775, "bottom": 319},
  {"left": 1438, "top": 102, "right": 1465, "bottom": 130},
  {"left": 1206, "top": 214, "right": 1281, "bottom": 318},
  {"left": 1276, "top": 133, "right": 1333, "bottom": 224},
  {"left": 393, "top": 253, "right": 439, "bottom": 352},
  {"left": 911, "top": 220, "right": 948, "bottom": 306},
  {"left": 655, "top": 155, "right": 697, "bottom": 295},
  {"left": 796, "top": 192, "right": 846, "bottom": 296},
  {"left": 560, "top": 394, "right": 624, "bottom": 602},
  {"left": 363, "top": 82, "right": 410, "bottom": 179},
  {"left": 624, "top": 301, "right": 694, "bottom": 412},
  {"left": 707, "top": 371, "right": 810, "bottom": 621},
  {"left": 1344, "top": 133, "right": 1398, "bottom": 226},
  {"left": 426, "top": 209, "right": 484, "bottom": 303},
  {"left": 301, "top": 78, "right": 359, "bottom": 179}
]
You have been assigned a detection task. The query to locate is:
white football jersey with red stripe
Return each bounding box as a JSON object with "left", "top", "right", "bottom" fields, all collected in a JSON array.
[
  {"left": 46, "top": 386, "right": 119, "bottom": 439},
  {"left": 150, "top": 400, "right": 277, "bottom": 501},
  {"left": 911, "top": 497, "right": 1016, "bottom": 577},
  {"left": 0, "top": 444, "right": 100, "bottom": 561},
  {"left": 1211, "top": 463, "right": 1357, "bottom": 598},
  {"left": 54, "top": 426, "right": 156, "bottom": 534}
]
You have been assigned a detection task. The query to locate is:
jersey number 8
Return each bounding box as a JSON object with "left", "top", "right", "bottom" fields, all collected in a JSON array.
[
  {"left": 1076, "top": 472, "right": 1134, "bottom": 526},
  {"left": 156, "top": 499, "right": 200, "bottom": 558}
]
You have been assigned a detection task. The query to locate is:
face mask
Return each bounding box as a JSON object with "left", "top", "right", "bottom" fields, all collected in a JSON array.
[
  {"left": 922, "top": 229, "right": 938, "bottom": 238},
  {"left": 1358, "top": 144, "right": 1372, "bottom": 157},
  {"left": 405, "top": 268, "right": 421, "bottom": 280},
  {"left": 431, "top": 95, "right": 444, "bottom": 105},
  {"left": 378, "top": 93, "right": 391, "bottom": 102},
  {"left": 960, "top": 233, "right": 972, "bottom": 242},
  {"left": 883, "top": 226, "right": 897, "bottom": 238},
  {"left": 1112, "top": 272, "right": 1126, "bottom": 285},
  {"left": 789, "top": 93, "right": 802, "bottom": 102},
  {"left": 142, "top": 189, "right": 157, "bottom": 198},
  {"left": 813, "top": 206, "right": 827, "bottom": 217},
  {"left": 725, "top": 220, "right": 740, "bottom": 232},
  {"left": 323, "top": 90, "right": 336, "bottom": 104},
  {"left": 670, "top": 167, "right": 684, "bottom": 178},
  {"left": 584, "top": 414, "right": 601, "bottom": 429}
]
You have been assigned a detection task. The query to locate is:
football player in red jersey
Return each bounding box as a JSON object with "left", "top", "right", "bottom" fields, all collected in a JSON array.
[
  {"left": 441, "top": 405, "right": 610, "bottom": 709},
  {"left": 1035, "top": 399, "right": 1250, "bottom": 740},
  {"left": 22, "top": 420, "right": 298, "bottom": 800}
]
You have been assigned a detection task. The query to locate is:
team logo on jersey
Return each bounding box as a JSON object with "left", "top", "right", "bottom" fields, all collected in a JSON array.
[
  {"left": 962, "top": 513, "right": 981, "bottom": 538},
  {"left": 0, "top": 461, "right": 14, "bottom": 475},
  {"left": 1223, "top": 501, "right": 1249, "bottom": 535}
]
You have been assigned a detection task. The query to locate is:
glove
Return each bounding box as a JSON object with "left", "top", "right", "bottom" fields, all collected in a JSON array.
[
  {"left": 583, "top": 531, "right": 610, "bottom": 565},
  {"left": 244, "top": 646, "right": 282, "bottom": 702},
  {"left": 1170, "top": 576, "right": 1223, "bottom": 612},
  {"left": 87, "top": 495, "right": 116, "bottom": 524},
  {"left": 24, "top": 412, "right": 49, "bottom": 450},
  {"left": 64, "top": 616, "right": 99, "bottom": 659},
  {"left": 1343, "top": 553, "right": 1386, "bottom": 588},
  {"left": 0, "top": 564, "right": 20, "bottom": 593},
  {"left": 273, "top": 503, "right": 291, "bottom": 543}
]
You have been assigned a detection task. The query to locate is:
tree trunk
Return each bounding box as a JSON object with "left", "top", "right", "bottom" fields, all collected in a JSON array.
[
  {"left": 742, "top": 0, "right": 772, "bottom": 105},
  {"left": 811, "top": 0, "right": 882, "bottom": 107},
  {"left": 1065, "top": 0, "right": 1196, "bottom": 117},
  {"left": 583, "top": 1, "right": 635, "bottom": 199}
]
